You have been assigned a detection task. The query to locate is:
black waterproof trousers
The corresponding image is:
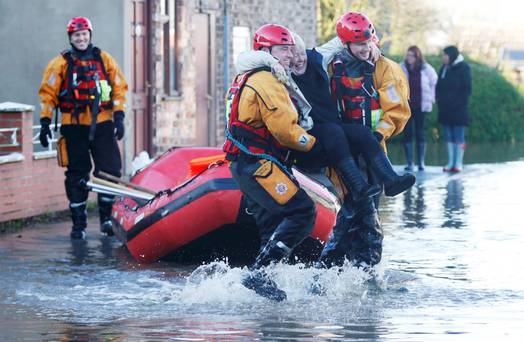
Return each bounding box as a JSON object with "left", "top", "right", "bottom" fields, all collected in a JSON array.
[
  {"left": 229, "top": 153, "right": 316, "bottom": 268},
  {"left": 61, "top": 121, "right": 122, "bottom": 228},
  {"left": 318, "top": 193, "right": 383, "bottom": 268},
  {"left": 294, "top": 122, "right": 384, "bottom": 171},
  {"left": 293, "top": 122, "right": 385, "bottom": 267}
]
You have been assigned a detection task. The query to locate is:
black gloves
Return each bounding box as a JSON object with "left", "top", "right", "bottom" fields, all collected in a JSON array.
[
  {"left": 113, "top": 111, "right": 125, "bottom": 140},
  {"left": 373, "top": 131, "right": 384, "bottom": 143},
  {"left": 39, "top": 118, "right": 52, "bottom": 148}
]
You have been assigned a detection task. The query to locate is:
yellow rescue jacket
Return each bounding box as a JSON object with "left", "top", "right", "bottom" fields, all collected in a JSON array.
[
  {"left": 38, "top": 49, "right": 128, "bottom": 126},
  {"left": 329, "top": 56, "right": 411, "bottom": 151},
  {"left": 327, "top": 56, "right": 411, "bottom": 200},
  {"left": 236, "top": 70, "right": 316, "bottom": 152},
  {"left": 372, "top": 56, "right": 411, "bottom": 147}
]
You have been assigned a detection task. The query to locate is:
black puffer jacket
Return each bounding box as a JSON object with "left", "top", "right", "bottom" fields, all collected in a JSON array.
[{"left": 436, "top": 60, "right": 472, "bottom": 126}]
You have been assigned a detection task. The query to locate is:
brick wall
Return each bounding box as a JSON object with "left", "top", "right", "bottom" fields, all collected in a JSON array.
[
  {"left": 150, "top": 0, "right": 317, "bottom": 154},
  {"left": 0, "top": 106, "right": 68, "bottom": 222},
  {"left": 217, "top": 0, "right": 317, "bottom": 146},
  {"left": 149, "top": 0, "right": 199, "bottom": 154}
]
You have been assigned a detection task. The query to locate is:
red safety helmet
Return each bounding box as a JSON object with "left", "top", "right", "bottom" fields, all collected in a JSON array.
[
  {"left": 67, "top": 16, "right": 93, "bottom": 34},
  {"left": 253, "top": 24, "right": 295, "bottom": 50},
  {"left": 336, "top": 11, "right": 375, "bottom": 44}
]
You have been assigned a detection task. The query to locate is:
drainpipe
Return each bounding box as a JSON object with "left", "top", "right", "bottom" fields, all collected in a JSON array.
[{"left": 223, "top": 0, "right": 229, "bottom": 92}]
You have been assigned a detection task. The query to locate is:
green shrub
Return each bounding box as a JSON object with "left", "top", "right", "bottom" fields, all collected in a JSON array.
[{"left": 388, "top": 55, "right": 524, "bottom": 143}]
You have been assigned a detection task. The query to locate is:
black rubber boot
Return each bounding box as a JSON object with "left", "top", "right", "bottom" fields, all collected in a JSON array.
[
  {"left": 70, "top": 203, "right": 87, "bottom": 240},
  {"left": 241, "top": 239, "right": 290, "bottom": 301},
  {"left": 98, "top": 194, "right": 115, "bottom": 236},
  {"left": 318, "top": 197, "right": 383, "bottom": 268},
  {"left": 242, "top": 268, "right": 287, "bottom": 302},
  {"left": 347, "top": 198, "right": 383, "bottom": 267},
  {"left": 336, "top": 157, "right": 381, "bottom": 202},
  {"left": 370, "top": 153, "right": 416, "bottom": 197}
]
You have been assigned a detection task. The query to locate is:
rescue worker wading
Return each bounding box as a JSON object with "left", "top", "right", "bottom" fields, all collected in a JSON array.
[
  {"left": 317, "top": 12, "right": 412, "bottom": 270},
  {"left": 38, "top": 17, "right": 128, "bottom": 240},
  {"left": 223, "top": 24, "right": 317, "bottom": 301}
]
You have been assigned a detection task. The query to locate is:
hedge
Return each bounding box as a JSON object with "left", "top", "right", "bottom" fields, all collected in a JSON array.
[{"left": 388, "top": 55, "right": 524, "bottom": 143}]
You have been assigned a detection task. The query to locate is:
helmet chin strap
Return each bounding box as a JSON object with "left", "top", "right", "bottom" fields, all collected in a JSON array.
[
  {"left": 344, "top": 43, "right": 359, "bottom": 61},
  {"left": 68, "top": 32, "right": 92, "bottom": 50},
  {"left": 70, "top": 43, "right": 93, "bottom": 58},
  {"left": 70, "top": 42, "right": 90, "bottom": 52},
  {"left": 346, "top": 43, "right": 359, "bottom": 60},
  {"left": 346, "top": 43, "right": 372, "bottom": 63}
]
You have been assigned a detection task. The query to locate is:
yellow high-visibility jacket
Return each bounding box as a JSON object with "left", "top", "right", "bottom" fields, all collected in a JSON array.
[
  {"left": 372, "top": 56, "right": 411, "bottom": 146},
  {"left": 38, "top": 50, "right": 128, "bottom": 126},
  {"left": 237, "top": 70, "right": 316, "bottom": 152},
  {"left": 329, "top": 56, "right": 411, "bottom": 151},
  {"left": 327, "top": 56, "right": 411, "bottom": 199}
]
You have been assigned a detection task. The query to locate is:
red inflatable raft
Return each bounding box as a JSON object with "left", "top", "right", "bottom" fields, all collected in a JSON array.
[{"left": 111, "top": 147, "right": 339, "bottom": 263}]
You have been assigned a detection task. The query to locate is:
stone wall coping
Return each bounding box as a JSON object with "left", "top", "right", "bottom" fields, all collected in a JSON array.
[
  {"left": 33, "top": 151, "right": 57, "bottom": 159},
  {"left": 0, "top": 152, "right": 25, "bottom": 164},
  {"left": 0, "top": 102, "right": 35, "bottom": 113}
]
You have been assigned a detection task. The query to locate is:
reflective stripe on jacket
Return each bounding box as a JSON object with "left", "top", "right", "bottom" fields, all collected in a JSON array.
[
  {"left": 329, "top": 56, "right": 411, "bottom": 150},
  {"left": 224, "top": 70, "right": 316, "bottom": 159},
  {"left": 38, "top": 48, "right": 128, "bottom": 126}
]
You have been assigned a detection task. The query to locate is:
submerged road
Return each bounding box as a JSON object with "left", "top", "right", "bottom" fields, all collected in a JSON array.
[{"left": 1, "top": 162, "right": 524, "bottom": 341}]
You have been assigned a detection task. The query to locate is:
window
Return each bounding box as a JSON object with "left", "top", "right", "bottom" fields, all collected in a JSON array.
[
  {"left": 232, "top": 26, "right": 251, "bottom": 65},
  {"left": 162, "top": 0, "right": 179, "bottom": 95}
]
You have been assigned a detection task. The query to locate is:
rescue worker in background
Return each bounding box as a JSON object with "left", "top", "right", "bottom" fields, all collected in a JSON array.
[
  {"left": 38, "top": 17, "right": 128, "bottom": 240},
  {"left": 223, "top": 24, "right": 317, "bottom": 301},
  {"left": 318, "top": 11, "right": 412, "bottom": 269}
]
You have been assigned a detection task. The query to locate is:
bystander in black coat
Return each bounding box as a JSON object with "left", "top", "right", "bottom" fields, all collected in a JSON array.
[{"left": 436, "top": 46, "right": 472, "bottom": 126}]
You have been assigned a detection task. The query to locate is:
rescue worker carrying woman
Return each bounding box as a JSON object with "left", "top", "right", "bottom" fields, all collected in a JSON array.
[
  {"left": 223, "top": 24, "right": 317, "bottom": 301},
  {"left": 38, "top": 17, "right": 128, "bottom": 240},
  {"left": 318, "top": 11, "right": 412, "bottom": 269},
  {"left": 235, "top": 14, "right": 414, "bottom": 269},
  {"left": 235, "top": 32, "right": 415, "bottom": 256}
]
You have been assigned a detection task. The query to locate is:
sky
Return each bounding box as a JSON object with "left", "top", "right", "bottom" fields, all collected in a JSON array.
[
  {"left": 434, "top": 0, "right": 524, "bottom": 23},
  {"left": 426, "top": 0, "right": 524, "bottom": 50},
  {"left": 432, "top": 0, "right": 524, "bottom": 32}
]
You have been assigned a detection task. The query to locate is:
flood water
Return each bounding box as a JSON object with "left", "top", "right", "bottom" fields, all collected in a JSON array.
[{"left": 1, "top": 142, "right": 524, "bottom": 341}]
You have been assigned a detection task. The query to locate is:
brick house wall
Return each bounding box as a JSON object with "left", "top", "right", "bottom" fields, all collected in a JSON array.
[
  {"left": 0, "top": 104, "right": 69, "bottom": 222},
  {"left": 149, "top": 0, "right": 317, "bottom": 154},
  {"left": 149, "top": 0, "right": 198, "bottom": 151},
  {"left": 0, "top": 1, "right": 317, "bottom": 222}
]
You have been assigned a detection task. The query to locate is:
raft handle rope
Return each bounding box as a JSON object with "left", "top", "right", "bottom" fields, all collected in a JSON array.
[{"left": 117, "top": 160, "right": 227, "bottom": 212}]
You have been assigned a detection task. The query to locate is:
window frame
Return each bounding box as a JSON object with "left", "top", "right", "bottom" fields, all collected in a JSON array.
[{"left": 162, "top": 0, "right": 180, "bottom": 96}]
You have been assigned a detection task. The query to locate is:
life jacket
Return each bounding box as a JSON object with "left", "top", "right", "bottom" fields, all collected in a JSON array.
[
  {"left": 223, "top": 68, "right": 289, "bottom": 163},
  {"left": 58, "top": 47, "right": 113, "bottom": 116},
  {"left": 330, "top": 56, "right": 383, "bottom": 129}
]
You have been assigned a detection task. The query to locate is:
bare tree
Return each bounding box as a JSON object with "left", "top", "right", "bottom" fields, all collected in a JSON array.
[{"left": 317, "top": 0, "right": 442, "bottom": 55}]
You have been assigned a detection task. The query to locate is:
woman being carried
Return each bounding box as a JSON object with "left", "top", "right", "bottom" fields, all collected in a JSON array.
[{"left": 235, "top": 33, "right": 415, "bottom": 201}]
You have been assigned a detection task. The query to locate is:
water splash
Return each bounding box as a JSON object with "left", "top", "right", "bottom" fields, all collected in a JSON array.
[{"left": 9, "top": 260, "right": 394, "bottom": 323}]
